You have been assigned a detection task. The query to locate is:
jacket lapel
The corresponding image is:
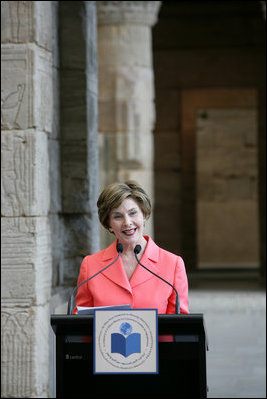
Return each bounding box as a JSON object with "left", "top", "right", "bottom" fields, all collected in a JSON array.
[
  {"left": 100, "top": 241, "right": 132, "bottom": 293},
  {"left": 100, "top": 237, "right": 161, "bottom": 291},
  {"left": 130, "top": 236, "right": 160, "bottom": 288}
]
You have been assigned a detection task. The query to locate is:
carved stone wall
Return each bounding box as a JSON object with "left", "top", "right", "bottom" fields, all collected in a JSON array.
[
  {"left": 96, "top": 1, "right": 161, "bottom": 247},
  {"left": 1, "top": 1, "right": 53, "bottom": 397},
  {"left": 1, "top": 218, "right": 51, "bottom": 396},
  {"left": 1, "top": 2, "right": 100, "bottom": 397}
]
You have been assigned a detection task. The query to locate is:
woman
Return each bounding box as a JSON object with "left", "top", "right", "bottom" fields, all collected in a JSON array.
[{"left": 73, "top": 181, "right": 189, "bottom": 314}]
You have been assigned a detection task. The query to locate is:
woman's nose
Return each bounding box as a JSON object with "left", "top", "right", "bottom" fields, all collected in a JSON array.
[{"left": 123, "top": 214, "right": 131, "bottom": 225}]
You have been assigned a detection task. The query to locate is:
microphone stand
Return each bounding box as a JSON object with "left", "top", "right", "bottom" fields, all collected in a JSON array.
[
  {"left": 67, "top": 245, "right": 123, "bottom": 315},
  {"left": 134, "top": 248, "right": 180, "bottom": 314}
]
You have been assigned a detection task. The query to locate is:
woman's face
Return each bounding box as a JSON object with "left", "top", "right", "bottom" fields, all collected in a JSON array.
[{"left": 109, "top": 197, "right": 145, "bottom": 245}]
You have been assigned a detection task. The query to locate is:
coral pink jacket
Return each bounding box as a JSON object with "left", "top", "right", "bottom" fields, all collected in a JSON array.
[{"left": 73, "top": 236, "right": 189, "bottom": 314}]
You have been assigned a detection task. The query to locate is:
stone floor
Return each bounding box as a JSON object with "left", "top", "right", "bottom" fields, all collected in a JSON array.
[{"left": 189, "top": 287, "right": 266, "bottom": 398}]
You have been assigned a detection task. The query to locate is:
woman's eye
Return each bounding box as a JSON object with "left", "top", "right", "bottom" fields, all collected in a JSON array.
[
  {"left": 114, "top": 215, "right": 121, "bottom": 219},
  {"left": 129, "top": 211, "right": 137, "bottom": 216}
]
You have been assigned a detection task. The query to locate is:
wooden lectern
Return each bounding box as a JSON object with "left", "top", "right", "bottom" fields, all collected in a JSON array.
[{"left": 51, "top": 313, "right": 208, "bottom": 398}]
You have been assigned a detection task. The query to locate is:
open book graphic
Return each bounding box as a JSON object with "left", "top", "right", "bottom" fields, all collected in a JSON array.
[
  {"left": 77, "top": 304, "right": 132, "bottom": 315},
  {"left": 111, "top": 332, "right": 141, "bottom": 357}
]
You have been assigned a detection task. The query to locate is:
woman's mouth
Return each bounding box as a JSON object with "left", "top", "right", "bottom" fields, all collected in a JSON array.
[{"left": 122, "top": 228, "right": 137, "bottom": 236}]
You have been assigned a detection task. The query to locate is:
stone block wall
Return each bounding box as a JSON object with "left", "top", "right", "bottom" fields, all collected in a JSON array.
[
  {"left": 196, "top": 108, "right": 259, "bottom": 267},
  {"left": 153, "top": 2, "right": 266, "bottom": 275},
  {"left": 1, "top": 2, "right": 53, "bottom": 397}
]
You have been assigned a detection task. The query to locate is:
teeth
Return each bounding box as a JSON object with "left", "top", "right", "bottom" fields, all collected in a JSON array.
[{"left": 124, "top": 229, "right": 135, "bottom": 234}]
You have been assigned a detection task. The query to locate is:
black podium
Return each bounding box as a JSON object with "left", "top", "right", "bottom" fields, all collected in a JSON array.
[{"left": 51, "top": 313, "right": 208, "bottom": 398}]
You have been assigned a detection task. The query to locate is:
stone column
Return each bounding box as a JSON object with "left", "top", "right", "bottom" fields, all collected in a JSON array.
[
  {"left": 58, "top": 1, "right": 100, "bottom": 285},
  {"left": 96, "top": 1, "right": 161, "bottom": 246},
  {"left": 1, "top": 2, "right": 52, "bottom": 397}
]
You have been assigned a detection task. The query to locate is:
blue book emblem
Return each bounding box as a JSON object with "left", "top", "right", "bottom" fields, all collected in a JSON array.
[{"left": 111, "top": 322, "right": 141, "bottom": 357}]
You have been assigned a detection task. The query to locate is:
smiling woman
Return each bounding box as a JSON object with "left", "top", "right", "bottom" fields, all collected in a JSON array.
[
  {"left": 73, "top": 181, "right": 189, "bottom": 315},
  {"left": 108, "top": 197, "right": 148, "bottom": 279},
  {"left": 97, "top": 181, "right": 151, "bottom": 229}
]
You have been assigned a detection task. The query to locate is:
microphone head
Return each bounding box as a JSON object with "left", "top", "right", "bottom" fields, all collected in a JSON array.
[
  {"left": 134, "top": 244, "right": 141, "bottom": 254},
  {"left": 116, "top": 243, "right": 123, "bottom": 253}
]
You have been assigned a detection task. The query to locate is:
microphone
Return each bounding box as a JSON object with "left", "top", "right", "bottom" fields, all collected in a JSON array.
[
  {"left": 67, "top": 243, "right": 124, "bottom": 315},
  {"left": 134, "top": 244, "right": 180, "bottom": 314}
]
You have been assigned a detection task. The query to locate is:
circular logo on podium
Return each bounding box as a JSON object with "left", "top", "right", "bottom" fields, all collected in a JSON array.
[{"left": 95, "top": 310, "right": 156, "bottom": 372}]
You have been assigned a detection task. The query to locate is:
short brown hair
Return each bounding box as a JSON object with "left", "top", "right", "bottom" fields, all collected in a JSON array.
[{"left": 97, "top": 181, "right": 151, "bottom": 229}]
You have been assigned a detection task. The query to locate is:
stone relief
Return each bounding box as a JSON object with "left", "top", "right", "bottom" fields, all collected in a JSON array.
[
  {"left": 1, "top": 83, "right": 25, "bottom": 129},
  {"left": 1, "top": 310, "right": 34, "bottom": 397}
]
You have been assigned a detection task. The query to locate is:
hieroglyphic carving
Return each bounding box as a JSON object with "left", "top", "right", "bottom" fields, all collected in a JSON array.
[
  {"left": 1, "top": 216, "right": 52, "bottom": 306},
  {"left": 1, "top": 45, "right": 53, "bottom": 132},
  {"left": 1, "top": 1, "right": 53, "bottom": 49},
  {"left": 1, "top": 46, "right": 31, "bottom": 130},
  {"left": 1, "top": 83, "right": 26, "bottom": 128},
  {"left": 1, "top": 310, "right": 34, "bottom": 397},
  {"left": 1, "top": 130, "right": 50, "bottom": 217},
  {"left": 1, "top": 1, "right": 34, "bottom": 43}
]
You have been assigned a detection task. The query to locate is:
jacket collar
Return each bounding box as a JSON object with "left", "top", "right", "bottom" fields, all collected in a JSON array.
[
  {"left": 100, "top": 240, "right": 131, "bottom": 292},
  {"left": 100, "top": 236, "right": 160, "bottom": 291}
]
